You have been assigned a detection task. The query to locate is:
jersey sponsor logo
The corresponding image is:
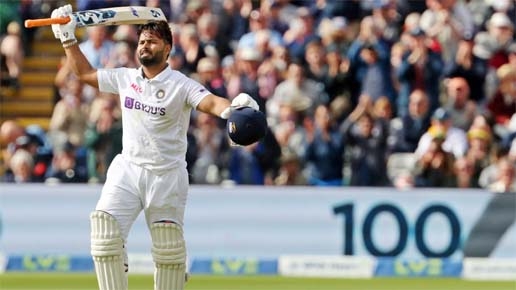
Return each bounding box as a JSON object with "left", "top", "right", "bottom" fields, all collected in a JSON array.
[
  {"left": 131, "top": 83, "right": 143, "bottom": 94},
  {"left": 124, "top": 96, "right": 166, "bottom": 116}
]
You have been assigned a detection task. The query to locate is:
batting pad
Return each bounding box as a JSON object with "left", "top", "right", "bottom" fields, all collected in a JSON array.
[
  {"left": 151, "top": 222, "right": 187, "bottom": 290},
  {"left": 90, "top": 211, "right": 127, "bottom": 290}
]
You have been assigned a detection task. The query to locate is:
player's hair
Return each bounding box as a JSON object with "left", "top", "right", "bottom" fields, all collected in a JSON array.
[{"left": 137, "top": 20, "right": 173, "bottom": 47}]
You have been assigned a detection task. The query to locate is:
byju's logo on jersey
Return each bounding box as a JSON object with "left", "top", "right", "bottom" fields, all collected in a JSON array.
[{"left": 124, "top": 96, "right": 166, "bottom": 116}]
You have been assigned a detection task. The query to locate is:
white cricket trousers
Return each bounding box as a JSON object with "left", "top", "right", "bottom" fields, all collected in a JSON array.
[{"left": 95, "top": 154, "right": 189, "bottom": 240}]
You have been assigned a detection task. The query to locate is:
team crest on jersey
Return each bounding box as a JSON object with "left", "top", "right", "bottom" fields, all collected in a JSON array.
[{"left": 156, "top": 89, "right": 165, "bottom": 99}]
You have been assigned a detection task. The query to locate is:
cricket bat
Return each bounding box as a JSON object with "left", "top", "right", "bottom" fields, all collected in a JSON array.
[{"left": 24, "top": 6, "right": 167, "bottom": 28}]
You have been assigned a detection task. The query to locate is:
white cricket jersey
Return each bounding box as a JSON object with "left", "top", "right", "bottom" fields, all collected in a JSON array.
[{"left": 98, "top": 66, "right": 211, "bottom": 173}]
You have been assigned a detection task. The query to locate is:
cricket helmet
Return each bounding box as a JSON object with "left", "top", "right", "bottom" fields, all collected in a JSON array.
[{"left": 227, "top": 107, "right": 267, "bottom": 146}]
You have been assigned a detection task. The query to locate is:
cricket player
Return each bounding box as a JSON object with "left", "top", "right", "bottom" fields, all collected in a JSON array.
[{"left": 51, "top": 5, "right": 259, "bottom": 290}]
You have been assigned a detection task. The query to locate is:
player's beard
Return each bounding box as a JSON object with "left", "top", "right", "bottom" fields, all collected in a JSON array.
[{"left": 138, "top": 49, "right": 165, "bottom": 67}]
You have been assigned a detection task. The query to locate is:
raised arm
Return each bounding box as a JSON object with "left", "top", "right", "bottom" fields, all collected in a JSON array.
[{"left": 52, "top": 5, "right": 98, "bottom": 88}]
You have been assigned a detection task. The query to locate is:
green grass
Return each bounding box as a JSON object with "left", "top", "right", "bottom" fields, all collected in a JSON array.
[{"left": 0, "top": 273, "right": 514, "bottom": 290}]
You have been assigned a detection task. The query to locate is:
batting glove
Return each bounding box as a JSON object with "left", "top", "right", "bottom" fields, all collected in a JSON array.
[
  {"left": 220, "top": 93, "right": 260, "bottom": 119},
  {"left": 51, "top": 4, "right": 77, "bottom": 44}
]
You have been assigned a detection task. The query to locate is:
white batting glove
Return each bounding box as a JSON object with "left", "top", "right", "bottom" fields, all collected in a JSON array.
[
  {"left": 51, "top": 4, "right": 77, "bottom": 44},
  {"left": 220, "top": 93, "right": 260, "bottom": 119}
]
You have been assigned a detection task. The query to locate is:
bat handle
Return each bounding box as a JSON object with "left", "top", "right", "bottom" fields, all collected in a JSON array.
[{"left": 24, "top": 16, "right": 71, "bottom": 28}]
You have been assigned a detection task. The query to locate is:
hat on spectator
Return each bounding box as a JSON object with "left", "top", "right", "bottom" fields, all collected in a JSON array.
[
  {"left": 428, "top": 125, "right": 447, "bottom": 140},
  {"left": 221, "top": 55, "right": 235, "bottom": 68},
  {"left": 197, "top": 57, "right": 218, "bottom": 72},
  {"left": 186, "top": 0, "right": 204, "bottom": 12},
  {"left": 487, "top": 12, "right": 514, "bottom": 30},
  {"left": 409, "top": 27, "right": 425, "bottom": 37},
  {"left": 332, "top": 16, "right": 347, "bottom": 30},
  {"left": 467, "top": 127, "right": 492, "bottom": 142},
  {"left": 432, "top": 108, "right": 451, "bottom": 121},
  {"left": 297, "top": 7, "right": 313, "bottom": 18},
  {"left": 239, "top": 47, "right": 263, "bottom": 62}
]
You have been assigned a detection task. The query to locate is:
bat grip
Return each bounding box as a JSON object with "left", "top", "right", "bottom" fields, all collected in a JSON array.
[{"left": 24, "top": 16, "right": 71, "bottom": 28}]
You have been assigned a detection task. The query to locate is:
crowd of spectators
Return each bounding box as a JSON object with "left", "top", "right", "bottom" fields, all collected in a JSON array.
[{"left": 0, "top": 0, "right": 515, "bottom": 192}]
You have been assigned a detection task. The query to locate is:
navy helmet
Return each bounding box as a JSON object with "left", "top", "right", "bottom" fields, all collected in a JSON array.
[{"left": 227, "top": 107, "right": 267, "bottom": 146}]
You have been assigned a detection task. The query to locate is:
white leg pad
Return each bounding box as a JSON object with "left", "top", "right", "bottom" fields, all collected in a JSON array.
[
  {"left": 90, "top": 211, "right": 127, "bottom": 290},
  {"left": 151, "top": 222, "right": 187, "bottom": 290}
]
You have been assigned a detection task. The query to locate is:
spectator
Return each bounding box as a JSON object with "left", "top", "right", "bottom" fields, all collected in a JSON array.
[
  {"left": 45, "top": 141, "right": 88, "bottom": 184},
  {"left": 80, "top": 26, "right": 115, "bottom": 69},
  {"left": 195, "top": 57, "right": 227, "bottom": 101},
  {"left": 303, "top": 39, "right": 328, "bottom": 86},
  {"left": 340, "top": 96, "right": 389, "bottom": 186},
  {"left": 415, "top": 107, "right": 468, "bottom": 159},
  {"left": 226, "top": 47, "right": 267, "bottom": 112},
  {"left": 325, "top": 43, "right": 353, "bottom": 122},
  {"left": 419, "top": 0, "right": 475, "bottom": 64},
  {"left": 7, "top": 149, "right": 33, "bottom": 183},
  {"left": 274, "top": 148, "right": 307, "bottom": 186},
  {"left": 0, "top": 21, "right": 23, "bottom": 88},
  {"left": 177, "top": 24, "right": 206, "bottom": 76},
  {"left": 48, "top": 77, "right": 89, "bottom": 151},
  {"left": 216, "top": 0, "right": 250, "bottom": 50},
  {"left": 442, "top": 76, "right": 479, "bottom": 131},
  {"left": 271, "top": 101, "right": 307, "bottom": 159},
  {"left": 373, "top": 96, "right": 394, "bottom": 122},
  {"left": 357, "top": 43, "right": 395, "bottom": 104},
  {"left": 0, "top": 121, "right": 51, "bottom": 183},
  {"left": 444, "top": 37, "right": 488, "bottom": 103},
  {"left": 473, "top": 12, "right": 514, "bottom": 100},
  {"left": 260, "top": 1, "right": 289, "bottom": 36},
  {"left": 452, "top": 156, "right": 478, "bottom": 188},
  {"left": 197, "top": 12, "right": 232, "bottom": 59},
  {"left": 267, "top": 61, "right": 327, "bottom": 123},
  {"left": 283, "top": 6, "right": 319, "bottom": 62},
  {"left": 414, "top": 125, "right": 456, "bottom": 187},
  {"left": 370, "top": 0, "right": 403, "bottom": 46},
  {"left": 238, "top": 9, "right": 284, "bottom": 53},
  {"left": 0, "top": 120, "right": 25, "bottom": 169},
  {"left": 105, "top": 41, "right": 138, "bottom": 69},
  {"left": 388, "top": 89, "right": 431, "bottom": 154},
  {"left": 486, "top": 63, "right": 516, "bottom": 138},
  {"left": 79, "top": 26, "right": 116, "bottom": 103},
  {"left": 396, "top": 27, "right": 444, "bottom": 117},
  {"left": 84, "top": 95, "right": 122, "bottom": 183},
  {"left": 191, "top": 112, "right": 227, "bottom": 184},
  {"left": 487, "top": 156, "right": 516, "bottom": 193},
  {"left": 347, "top": 16, "right": 390, "bottom": 105},
  {"left": 465, "top": 123, "right": 493, "bottom": 186},
  {"left": 226, "top": 127, "right": 281, "bottom": 185},
  {"left": 257, "top": 58, "right": 282, "bottom": 104},
  {"left": 304, "top": 104, "right": 345, "bottom": 186},
  {"left": 317, "top": 17, "right": 350, "bottom": 56}
]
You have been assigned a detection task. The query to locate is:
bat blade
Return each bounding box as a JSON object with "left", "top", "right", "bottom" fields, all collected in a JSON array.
[{"left": 25, "top": 6, "right": 167, "bottom": 28}]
